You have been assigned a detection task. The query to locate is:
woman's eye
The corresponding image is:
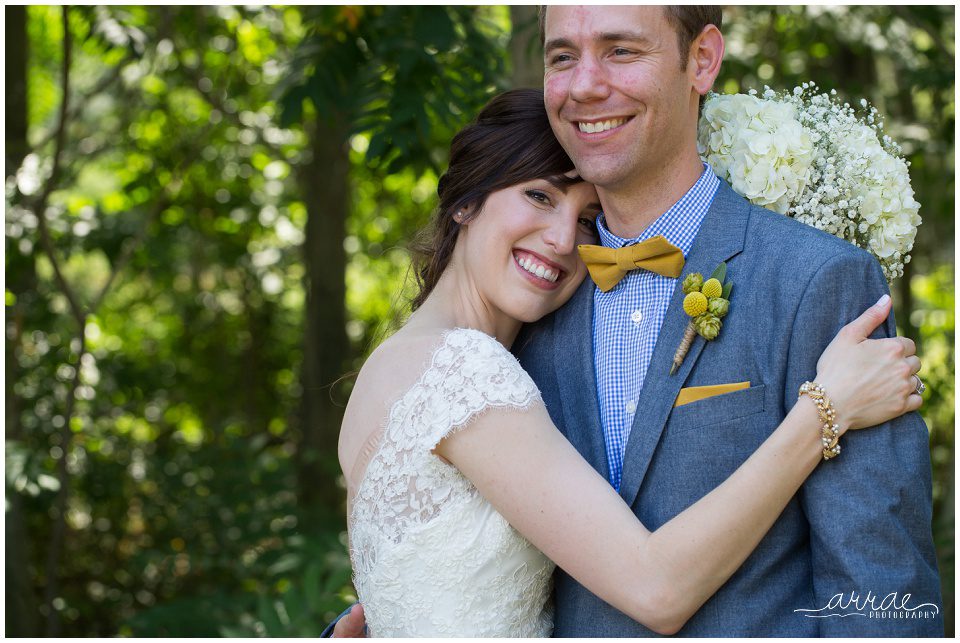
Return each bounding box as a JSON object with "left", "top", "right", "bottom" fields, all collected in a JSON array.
[
  {"left": 526, "top": 190, "right": 551, "bottom": 205},
  {"left": 578, "top": 217, "right": 597, "bottom": 231}
]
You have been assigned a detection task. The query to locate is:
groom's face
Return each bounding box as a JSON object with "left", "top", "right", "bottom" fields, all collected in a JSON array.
[{"left": 542, "top": 6, "right": 699, "bottom": 191}]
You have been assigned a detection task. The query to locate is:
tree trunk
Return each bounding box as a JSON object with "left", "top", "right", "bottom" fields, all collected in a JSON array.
[
  {"left": 6, "top": 5, "right": 29, "bottom": 175},
  {"left": 296, "top": 113, "right": 351, "bottom": 512},
  {"left": 5, "top": 5, "right": 40, "bottom": 637},
  {"left": 509, "top": 5, "right": 542, "bottom": 89}
]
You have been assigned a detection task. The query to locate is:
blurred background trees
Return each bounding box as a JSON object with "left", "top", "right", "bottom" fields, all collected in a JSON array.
[{"left": 5, "top": 5, "right": 954, "bottom": 637}]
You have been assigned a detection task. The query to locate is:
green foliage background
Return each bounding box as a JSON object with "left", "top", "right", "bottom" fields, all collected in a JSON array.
[{"left": 5, "top": 5, "right": 954, "bottom": 637}]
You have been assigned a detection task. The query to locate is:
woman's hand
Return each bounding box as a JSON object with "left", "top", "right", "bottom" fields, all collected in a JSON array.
[{"left": 814, "top": 294, "right": 923, "bottom": 433}]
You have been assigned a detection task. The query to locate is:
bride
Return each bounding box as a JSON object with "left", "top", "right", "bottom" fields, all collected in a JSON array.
[{"left": 335, "top": 89, "right": 923, "bottom": 636}]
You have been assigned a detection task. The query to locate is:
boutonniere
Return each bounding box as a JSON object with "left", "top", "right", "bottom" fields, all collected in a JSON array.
[{"left": 670, "top": 262, "right": 733, "bottom": 375}]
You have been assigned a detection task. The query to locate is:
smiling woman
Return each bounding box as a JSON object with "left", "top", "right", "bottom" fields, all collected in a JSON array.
[{"left": 407, "top": 88, "right": 599, "bottom": 314}]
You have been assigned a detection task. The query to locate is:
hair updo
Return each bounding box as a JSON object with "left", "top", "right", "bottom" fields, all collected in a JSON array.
[{"left": 408, "top": 88, "right": 577, "bottom": 310}]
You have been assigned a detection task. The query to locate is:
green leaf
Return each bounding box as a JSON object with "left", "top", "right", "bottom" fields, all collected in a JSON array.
[
  {"left": 709, "top": 261, "right": 727, "bottom": 283},
  {"left": 722, "top": 282, "right": 733, "bottom": 299}
]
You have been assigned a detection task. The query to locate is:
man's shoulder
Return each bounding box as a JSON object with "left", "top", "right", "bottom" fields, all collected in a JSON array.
[{"left": 734, "top": 198, "right": 877, "bottom": 274}]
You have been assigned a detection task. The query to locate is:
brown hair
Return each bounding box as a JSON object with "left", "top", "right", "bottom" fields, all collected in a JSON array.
[
  {"left": 409, "top": 88, "right": 577, "bottom": 311},
  {"left": 537, "top": 5, "right": 722, "bottom": 68},
  {"left": 662, "top": 6, "right": 723, "bottom": 71}
]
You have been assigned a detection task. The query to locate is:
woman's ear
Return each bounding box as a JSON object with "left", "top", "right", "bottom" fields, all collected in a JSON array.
[{"left": 454, "top": 203, "right": 476, "bottom": 225}]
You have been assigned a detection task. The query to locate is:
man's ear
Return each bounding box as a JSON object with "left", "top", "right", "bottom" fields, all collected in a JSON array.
[{"left": 689, "top": 25, "right": 724, "bottom": 97}]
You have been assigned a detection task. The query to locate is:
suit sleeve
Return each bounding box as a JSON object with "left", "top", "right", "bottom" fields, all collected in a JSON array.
[{"left": 786, "top": 251, "right": 943, "bottom": 636}]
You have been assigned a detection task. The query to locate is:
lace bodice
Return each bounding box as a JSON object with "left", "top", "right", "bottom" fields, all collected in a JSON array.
[{"left": 348, "top": 328, "right": 555, "bottom": 636}]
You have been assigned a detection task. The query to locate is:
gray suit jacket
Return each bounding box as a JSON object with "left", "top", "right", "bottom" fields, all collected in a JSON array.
[{"left": 515, "top": 180, "right": 943, "bottom": 637}]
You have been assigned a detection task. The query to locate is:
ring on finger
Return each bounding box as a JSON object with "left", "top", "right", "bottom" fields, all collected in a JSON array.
[{"left": 913, "top": 374, "right": 926, "bottom": 396}]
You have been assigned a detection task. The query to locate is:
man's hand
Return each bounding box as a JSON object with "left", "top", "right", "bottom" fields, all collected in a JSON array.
[{"left": 332, "top": 604, "right": 367, "bottom": 638}]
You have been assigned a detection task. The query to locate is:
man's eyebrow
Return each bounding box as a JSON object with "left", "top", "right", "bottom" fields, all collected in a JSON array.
[{"left": 597, "top": 31, "right": 653, "bottom": 45}]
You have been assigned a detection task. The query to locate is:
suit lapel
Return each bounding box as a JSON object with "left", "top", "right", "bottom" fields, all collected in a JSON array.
[
  {"left": 618, "top": 181, "right": 751, "bottom": 507},
  {"left": 554, "top": 277, "right": 609, "bottom": 480}
]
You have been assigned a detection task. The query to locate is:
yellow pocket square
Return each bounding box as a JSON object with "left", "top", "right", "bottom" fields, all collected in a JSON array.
[{"left": 674, "top": 382, "right": 751, "bottom": 408}]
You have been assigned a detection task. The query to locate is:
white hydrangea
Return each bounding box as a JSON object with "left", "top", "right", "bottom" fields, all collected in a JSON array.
[
  {"left": 699, "top": 84, "right": 921, "bottom": 282},
  {"left": 698, "top": 94, "right": 814, "bottom": 214}
]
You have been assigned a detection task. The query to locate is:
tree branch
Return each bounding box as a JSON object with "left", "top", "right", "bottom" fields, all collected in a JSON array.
[
  {"left": 40, "top": 12, "right": 77, "bottom": 636},
  {"left": 32, "top": 51, "right": 137, "bottom": 151},
  {"left": 33, "top": 10, "right": 85, "bottom": 328}
]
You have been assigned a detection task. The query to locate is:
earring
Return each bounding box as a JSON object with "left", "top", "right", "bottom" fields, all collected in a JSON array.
[{"left": 454, "top": 211, "right": 463, "bottom": 223}]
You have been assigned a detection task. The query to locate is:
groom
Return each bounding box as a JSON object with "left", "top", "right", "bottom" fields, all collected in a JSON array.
[
  {"left": 518, "top": 5, "right": 941, "bottom": 636},
  {"left": 331, "top": 5, "right": 942, "bottom": 636}
]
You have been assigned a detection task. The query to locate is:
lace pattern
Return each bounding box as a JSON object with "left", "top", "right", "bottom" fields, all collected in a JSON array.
[{"left": 348, "top": 328, "right": 555, "bottom": 636}]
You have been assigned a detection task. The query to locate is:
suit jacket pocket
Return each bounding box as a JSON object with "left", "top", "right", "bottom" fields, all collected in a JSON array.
[{"left": 667, "top": 384, "right": 766, "bottom": 435}]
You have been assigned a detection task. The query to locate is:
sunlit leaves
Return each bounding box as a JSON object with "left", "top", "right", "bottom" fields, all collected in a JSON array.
[{"left": 280, "top": 6, "right": 508, "bottom": 173}]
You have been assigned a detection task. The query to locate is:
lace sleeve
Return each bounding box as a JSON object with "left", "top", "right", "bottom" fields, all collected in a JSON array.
[{"left": 420, "top": 328, "right": 542, "bottom": 450}]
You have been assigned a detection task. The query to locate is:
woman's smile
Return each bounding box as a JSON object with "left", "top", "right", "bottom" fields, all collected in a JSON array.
[{"left": 512, "top": 249, "right": 566, "bottom": 289}]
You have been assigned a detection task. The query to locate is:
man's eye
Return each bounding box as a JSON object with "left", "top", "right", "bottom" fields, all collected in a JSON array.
[
  {"left": 526, "top": 190, "right": 551, "bottom": 204},
  {"left": 612, "top": 47, "right": 633, "bottom": 56},
  {"left": 549, "top": 53, "right": 573, "bottom": 65}
]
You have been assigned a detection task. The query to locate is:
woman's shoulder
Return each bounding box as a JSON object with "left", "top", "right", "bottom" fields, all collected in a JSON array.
[
  {"left": 338, "top": 328, "right": 512, "bottom": 480},
  {"left": 367, "top": 326, "right": 508, "bottom": 373}
]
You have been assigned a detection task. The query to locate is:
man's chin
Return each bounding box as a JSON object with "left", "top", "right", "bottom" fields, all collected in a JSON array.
[{"left": 571, "top": 163, "right": 631, "bottom": 192}]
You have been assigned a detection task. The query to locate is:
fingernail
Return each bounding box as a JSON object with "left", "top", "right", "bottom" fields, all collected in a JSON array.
[{"left": 876, "top": 294, "right": 890, "bottom": 306}]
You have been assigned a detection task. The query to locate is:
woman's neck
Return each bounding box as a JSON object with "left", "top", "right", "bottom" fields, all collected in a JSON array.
[{"left": 410, "top": 268, "right": 522, "bottom": 349}]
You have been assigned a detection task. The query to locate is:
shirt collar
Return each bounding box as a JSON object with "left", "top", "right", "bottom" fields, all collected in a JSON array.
[{"left": 595, "top": 163, "right": 720, "bottom": 257}]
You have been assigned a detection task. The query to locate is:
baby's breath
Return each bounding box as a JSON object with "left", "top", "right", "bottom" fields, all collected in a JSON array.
[{"left": 698, "top": 84, "right": 921, "bottom": 282}]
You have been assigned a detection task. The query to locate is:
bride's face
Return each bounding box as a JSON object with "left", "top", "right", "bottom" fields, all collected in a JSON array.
[{"left": 456, "top": 175, "right": 601, "bottom": 323}]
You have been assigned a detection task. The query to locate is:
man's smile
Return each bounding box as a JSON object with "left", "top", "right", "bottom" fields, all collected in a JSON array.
[{"left": 576, "top": 117, "right": 631, "bottom": 134}]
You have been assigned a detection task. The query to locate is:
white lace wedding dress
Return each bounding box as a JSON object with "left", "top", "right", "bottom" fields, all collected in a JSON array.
[{"left": 348, "top": 328, "right": 556, "bottom": 636}]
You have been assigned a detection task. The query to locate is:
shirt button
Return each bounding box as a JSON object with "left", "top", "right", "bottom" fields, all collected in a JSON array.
[
  {"left": 631, "top": 309, "right": 643, "bottom": 324},
  {"left": 625, "top": 400, "right": 637, "bottom": 414}
]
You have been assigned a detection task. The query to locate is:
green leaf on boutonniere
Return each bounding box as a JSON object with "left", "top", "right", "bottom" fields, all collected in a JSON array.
[{"left": 709, "top": 262, "right": 727, "bottom": 283}]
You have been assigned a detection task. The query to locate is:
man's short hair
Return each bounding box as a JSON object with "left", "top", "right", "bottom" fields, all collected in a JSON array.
[
  {"left": 538, "top": 5, "right": 723, "bottom": 68},
  {"left": 663, "top": 6, "right": 723, "bottom": 71}
]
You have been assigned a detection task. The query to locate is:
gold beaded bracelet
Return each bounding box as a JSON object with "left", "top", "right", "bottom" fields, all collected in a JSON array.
[{"left": 798, "top": 381, "right": 842, "bottom": 461}]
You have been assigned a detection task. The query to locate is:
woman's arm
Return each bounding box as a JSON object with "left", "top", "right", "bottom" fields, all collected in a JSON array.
[{"left": 436, "top": 297, "right": 922, "bottom": 635}]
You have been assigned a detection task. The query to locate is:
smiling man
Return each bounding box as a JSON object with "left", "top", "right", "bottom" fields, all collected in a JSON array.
[{"left": 513, "top": 4, "right": 942, "bottom": 636}]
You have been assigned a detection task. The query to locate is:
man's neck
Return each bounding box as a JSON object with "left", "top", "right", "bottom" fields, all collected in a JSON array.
[{"left": 597, "top": 154, "right": 705, "bottom": 239}]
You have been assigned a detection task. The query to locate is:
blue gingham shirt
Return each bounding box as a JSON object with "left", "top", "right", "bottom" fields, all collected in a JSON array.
[{"left": 594, "top": 164, "right": 719, "bottom": 490}]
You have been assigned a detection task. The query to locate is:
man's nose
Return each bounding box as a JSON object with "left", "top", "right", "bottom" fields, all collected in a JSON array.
[{"left": 569, "top": 54, "right": 611, "bottom": 103}]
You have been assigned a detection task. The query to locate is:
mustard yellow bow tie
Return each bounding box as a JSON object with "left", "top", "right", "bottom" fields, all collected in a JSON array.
[{"left": 577, "top": 236, "right": 685, "bottom": 292}]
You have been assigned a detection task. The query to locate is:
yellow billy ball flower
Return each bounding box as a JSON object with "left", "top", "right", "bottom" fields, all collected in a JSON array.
[
  {"left": 702, "top": 278, "right": 722, "bottom": 299},
  {"left": 683, "top": 291, "right": 708, "bottom": 317}
]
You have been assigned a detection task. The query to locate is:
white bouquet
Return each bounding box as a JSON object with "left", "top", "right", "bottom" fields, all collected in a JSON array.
[{"left": 698, "top": 84, "right": 921, "bottom": 282}]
